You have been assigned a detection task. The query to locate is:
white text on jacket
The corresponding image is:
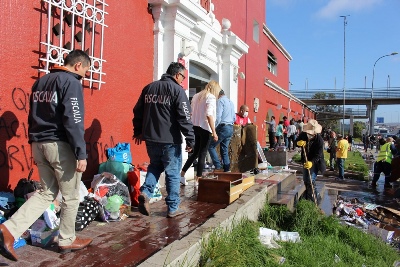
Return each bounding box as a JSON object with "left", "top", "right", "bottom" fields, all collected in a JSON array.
[
  {"left": 71, "top": 98, "right": 82, "bottom": 123},
  {"left": 144, "top": 94, "right": 171, "bottom": 105},
  {"left": 32, "top": 91, "right": 58, "bottom": 103}
]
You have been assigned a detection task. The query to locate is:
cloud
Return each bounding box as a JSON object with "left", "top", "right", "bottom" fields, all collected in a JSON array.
[{"left": 316, "top": 0, "right": 382, "bottom": 19}]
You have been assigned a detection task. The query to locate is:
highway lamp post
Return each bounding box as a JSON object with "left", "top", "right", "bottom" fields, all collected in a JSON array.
[
  {"left": 370, "top": 52, "right": 398, "bottom": 135},
  {"left": 340, "top": 15, "right": 349, "bottom": 136}
]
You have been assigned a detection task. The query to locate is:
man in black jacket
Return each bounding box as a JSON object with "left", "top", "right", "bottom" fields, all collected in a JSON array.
[
  {"left": 133, "top": 62, "right": 194, "bottom": 218},
  {"left": 296, "top": 119, "right": 325, "bottom": 203},
  {"left": 0, "top": 50, "right": 92, "bottom": 261}
]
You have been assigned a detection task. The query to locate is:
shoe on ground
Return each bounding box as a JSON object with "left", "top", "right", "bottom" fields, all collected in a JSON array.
[
  {"left": 167, "top": 209, "right": 185, "bottom": 218},
  {"left": 180, "top": 177, "right": 188, "bottom": 186},
  {"left": 138, "top": 193, "right": 151, "bottom": 216},
  {"left": 59, "top": 237, "right": 92, "bottom": 254},
  {"left": 335, "top": 177, "right": 344, "bottom": 181},
  {"left": 0, "top": 224, "right": 17, "bottom": 261},
  {"left": 329, "top": 168, "right": 334, "bottom": 171}
]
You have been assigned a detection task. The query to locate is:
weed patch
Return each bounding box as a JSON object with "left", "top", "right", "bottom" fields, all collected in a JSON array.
[{"left": 200, "top": 200, "right": 399, "bottom": 266}]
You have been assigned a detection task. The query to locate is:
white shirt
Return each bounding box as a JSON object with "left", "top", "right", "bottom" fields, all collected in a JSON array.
[
  {"left": 191, "top": 92, "right": 216, "bottom": 133},
  {"left": 287, "top": 125, "right": 297, "bottom": 137}
]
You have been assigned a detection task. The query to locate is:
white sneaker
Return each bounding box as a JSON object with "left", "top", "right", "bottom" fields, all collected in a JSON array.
[{"left": 180, "top": 177, "right": 188, "bottom": 186}]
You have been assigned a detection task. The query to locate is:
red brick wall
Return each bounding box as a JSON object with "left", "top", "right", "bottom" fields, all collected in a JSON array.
[
  {"left": 214, "top": 0, "right": 302, "bottom": 146},
  {"left": 0, "top": 0, "right": 153, "bottom": 190}
]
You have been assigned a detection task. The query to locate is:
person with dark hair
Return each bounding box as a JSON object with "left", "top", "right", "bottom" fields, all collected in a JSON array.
[
  {"left": 265, "top": 116, "right": 276, "bottom": 149},
  {"left": 347, "top": 133, "right": 353, "bottom": 151},
  {"left": 371, "top": 137, "right": 396, "bottom": 189},
  {"left": 286, "top": 120, "right": 297, "bottom": 151},
  {"left": 208, "top": 89, "right": 235, "bottom": 172},
  {"left": 133, "top": 62, "right": 194, "bottom": 218},
  {"left": 328, "top": 131, "right": 337, "bottom": 171},
  {"left": 0, "top": 50, "right": 91, "bottom": 261},
  {"left": 276, "top": 121, "right": 284, "bottom": 146},
  {"left": 336, "top": 134, "right": 349, "bottom": 180},
  {"left": 283, "top": 116, "right": 289, "bottom": 148}
]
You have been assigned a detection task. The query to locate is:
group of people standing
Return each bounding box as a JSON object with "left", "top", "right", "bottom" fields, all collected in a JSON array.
[
  {"left": 265, "top": 117, "right": 305, "bottom": 151},
  {"left": 133, "top": 62, "right": 253, "bottom": 218}
]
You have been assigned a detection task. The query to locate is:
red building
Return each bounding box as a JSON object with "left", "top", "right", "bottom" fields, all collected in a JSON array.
[
  {"left": 0, "top": 0, "right": 154, "bottom": 189},
  {"left": 0, "top": 0, "right": 314, "bottom": 191},
  {"left": 214, "top": 0, "right": 314, "bottom": 147}
]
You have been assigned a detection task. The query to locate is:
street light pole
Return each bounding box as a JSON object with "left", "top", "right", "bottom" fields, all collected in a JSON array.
[
  {"left": 340, "top": 15, "right": 349, "bottom": 136},
  {"left": 370, "top": 52, "right": 398, "bottom": 135}
]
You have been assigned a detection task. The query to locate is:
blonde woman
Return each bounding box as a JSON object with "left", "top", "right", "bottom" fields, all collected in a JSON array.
[{"left": 181, "top": 80, "right": 220, "bottom": 184}]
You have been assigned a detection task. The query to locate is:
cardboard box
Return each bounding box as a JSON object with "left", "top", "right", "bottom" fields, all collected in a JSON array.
[
  {"left": 30, "top": 229, "right": 59, "bottom": 247},
  {"left": 197, "top": 172, "right": 255, "bottom": 205}
]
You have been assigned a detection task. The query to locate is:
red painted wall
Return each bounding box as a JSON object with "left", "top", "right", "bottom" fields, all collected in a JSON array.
[
  {"left": 214, "top": 0, "right": 307, "bottom": 147},
  {"left": 0, "top": 0, "right": 153, "bottom": 190}
]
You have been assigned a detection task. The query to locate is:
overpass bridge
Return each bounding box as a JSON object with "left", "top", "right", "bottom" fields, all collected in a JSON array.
[{"left": 291, "top": 87, "right": 400, "bottom": 122}]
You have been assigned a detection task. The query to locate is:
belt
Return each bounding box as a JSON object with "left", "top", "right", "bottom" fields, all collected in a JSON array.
[{"left": 219, "top": 123, "right": 233, "bottom": 127}]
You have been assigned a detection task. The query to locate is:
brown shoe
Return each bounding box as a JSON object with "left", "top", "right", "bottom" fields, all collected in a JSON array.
[
  {"left": 59, "top": 237, "right": 92, "bottom": 254},
  {"left": 0, "top": 224, "right": 17, "bottom": 261},
  {"left": 138, "top": 193, "right": 151, "bottom": 216}
]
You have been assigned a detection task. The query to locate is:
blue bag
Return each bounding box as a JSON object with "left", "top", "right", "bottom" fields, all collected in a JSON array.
[{"left": 107, "top": 143, "right": 132, "bottom": 164}]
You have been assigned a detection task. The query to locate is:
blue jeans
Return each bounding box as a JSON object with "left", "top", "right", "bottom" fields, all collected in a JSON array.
[
  {"left": 140, "top": 142, "right": 182, "bottom": 213},
  {"left": 302, "top": 163, "right": 318, "bottom": 184},
  {"left": 337, "top": 158, "right": 345, "bottom": 179},
  {"left": 208, "top": 124, "right": 233, "bottom": 171}
]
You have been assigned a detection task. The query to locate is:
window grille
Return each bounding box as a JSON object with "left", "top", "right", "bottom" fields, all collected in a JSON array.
[{"left": 40, "top": 0, "right": 108, "bottom": 89}]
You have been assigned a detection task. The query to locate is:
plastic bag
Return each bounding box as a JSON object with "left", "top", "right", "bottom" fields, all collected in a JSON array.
[
  {"left": 107, "top": 143, "right": 132, "bottom": 164},
  {"left": 92, "top": 172, "right": 130, "bottom": 222},
  {"left": 75, "top": 196, "right": 100, "bottom": 231}
]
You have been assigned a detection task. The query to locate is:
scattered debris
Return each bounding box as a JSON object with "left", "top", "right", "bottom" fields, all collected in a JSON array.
[{"left": 333, "top": 195, "right": 400, "bottom": 249}]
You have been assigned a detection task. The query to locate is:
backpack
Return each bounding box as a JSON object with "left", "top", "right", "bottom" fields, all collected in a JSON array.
[{"left": 14, "top": 169, "right": 42, "bottom": 200}]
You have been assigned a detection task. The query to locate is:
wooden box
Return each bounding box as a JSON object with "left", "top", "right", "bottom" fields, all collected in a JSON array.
[{"left": 197, "top": 172, "right": 255, "bottom": 205}]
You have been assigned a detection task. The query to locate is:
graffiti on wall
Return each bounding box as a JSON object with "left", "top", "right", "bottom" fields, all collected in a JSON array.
[{"left": 0, "top": 87, "right": 116, "bottom": 189}]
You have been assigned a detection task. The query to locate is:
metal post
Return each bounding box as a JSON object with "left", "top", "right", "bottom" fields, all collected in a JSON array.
[
  {"left": 340, "top": 15, "right": 349, "bottom": 136},
  {"left": 370, "top": 52, "right": 398, "bottom": 135}
]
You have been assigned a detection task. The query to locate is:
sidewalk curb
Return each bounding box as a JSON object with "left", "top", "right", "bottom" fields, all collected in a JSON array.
[{"left": 139, "top": 176, "right": 273, "bottom": 266}]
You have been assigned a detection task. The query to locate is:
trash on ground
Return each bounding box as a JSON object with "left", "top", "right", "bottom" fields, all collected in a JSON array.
[
  {"left": 333, "top": 195, "right": 400, "bottom": 248},
  {"left": 259, "top": 227, "right": 301, "bottom": 248}
]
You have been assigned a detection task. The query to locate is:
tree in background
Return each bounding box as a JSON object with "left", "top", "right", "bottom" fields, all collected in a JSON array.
[
  {"left": 352, "top": 121, "right": 365, "bottom": 138},
  {"left": 312, "top": 92, "right": 339, "bottom": 132}
]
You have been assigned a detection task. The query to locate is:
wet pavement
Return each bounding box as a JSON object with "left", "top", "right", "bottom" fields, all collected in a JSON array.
[
  {"left": 3, "top": 144, "right": 399, "bottom": 266},
  {"left": 3, "top": 184, "right": 226, "bottom": 267}
]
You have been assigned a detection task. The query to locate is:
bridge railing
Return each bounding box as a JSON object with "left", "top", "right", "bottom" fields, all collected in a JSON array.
[
  {"left": 291, "top": 87, "right": 400, "bottom": 99},
  {"left": 309, "top": 106, "right": 368, "bottom": 116}
]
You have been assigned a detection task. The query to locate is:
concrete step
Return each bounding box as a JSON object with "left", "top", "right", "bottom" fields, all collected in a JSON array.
[
  {"left": 255, "top": 172, "right": 296, "bottom": 203},
  {"left": 269, "top": 177, "right": 306, "bottom": 211}
]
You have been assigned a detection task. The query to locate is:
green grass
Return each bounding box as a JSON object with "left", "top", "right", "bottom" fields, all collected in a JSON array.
[
  {"left": 291, "top": 150, "right": 369, "bottom": 180},
  {"left": 199, "top": 200, "right": 399, "bottom": 267}
]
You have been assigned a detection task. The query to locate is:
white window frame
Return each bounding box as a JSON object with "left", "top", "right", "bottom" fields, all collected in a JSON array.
[
  {"left": 40, "top": 0, "right": 108, "bottom": 89},
  {"left": 268, "top": 51, "right": 277, "bottom": 75}
]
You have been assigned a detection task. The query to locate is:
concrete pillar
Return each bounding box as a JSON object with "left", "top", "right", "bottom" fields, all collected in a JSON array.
[{"left": 349, "top": 115, "right": 354, "bottom": 135}]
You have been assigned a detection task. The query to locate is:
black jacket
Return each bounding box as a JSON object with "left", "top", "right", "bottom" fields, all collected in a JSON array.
[
  {"left": 133, "top": 74, "right": 195, "bottom": 148},
  {"left": 28, "top": 67, "right": 86, "bottom": 160},
  {"left": 296, "top": 132, "right": 326, "bottom": 173}
]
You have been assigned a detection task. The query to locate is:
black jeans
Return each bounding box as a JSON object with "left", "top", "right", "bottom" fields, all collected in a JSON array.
[
  {"left": 182, "top": 126, "right": 212, "bottom": 177},
  {"left": 268, "top": 132, "right": 276, "bottom": 149}
]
